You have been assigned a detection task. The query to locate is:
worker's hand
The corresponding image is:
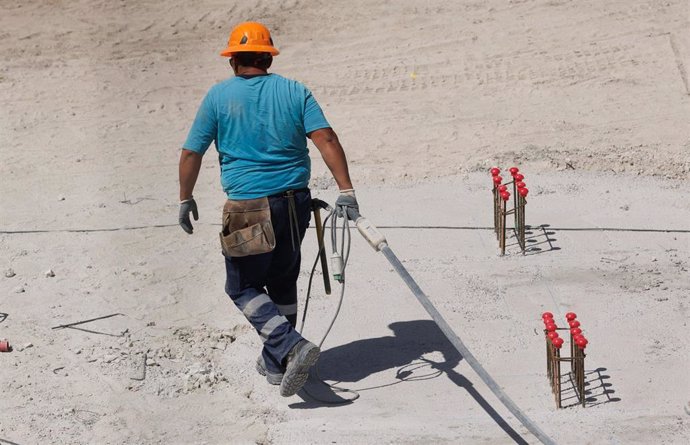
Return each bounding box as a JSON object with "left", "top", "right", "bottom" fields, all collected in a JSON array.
[
  {"left": 179, "top": 198, "right": 199, "bottom": 234},
  {"left": 335, "top": 190, "right": 359, "bottom": 221}
]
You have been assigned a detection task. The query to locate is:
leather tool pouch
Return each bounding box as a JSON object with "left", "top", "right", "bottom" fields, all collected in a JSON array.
[{"left": 220, "top": 197, "right": 276, "bottom": 257}]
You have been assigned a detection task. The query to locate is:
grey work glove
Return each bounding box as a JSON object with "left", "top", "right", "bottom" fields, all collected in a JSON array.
[
  {"left": 335, "top": 190, "right": 360, "bottom": 221},
  {"left": 179, "top": 198, "right": 199, "bottom": 234}
]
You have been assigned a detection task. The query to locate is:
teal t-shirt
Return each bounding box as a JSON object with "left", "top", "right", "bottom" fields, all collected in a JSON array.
[{"left": 183, "top": 73, "right": 330, "bottom": 199}]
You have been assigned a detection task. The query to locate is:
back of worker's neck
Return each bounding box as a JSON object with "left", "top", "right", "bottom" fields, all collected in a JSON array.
[{"left": 235, "top": 67, "right": 268, "bottom": 77}]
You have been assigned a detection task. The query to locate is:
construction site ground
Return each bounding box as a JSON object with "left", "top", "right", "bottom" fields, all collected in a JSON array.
[{"left": 1, "top": 1, "right": 688, "bottom": 444}]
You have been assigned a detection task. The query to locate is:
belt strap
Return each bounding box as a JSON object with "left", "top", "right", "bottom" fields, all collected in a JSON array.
[{"left": 269, "top": 188, "right": 309, "bottom": 198}]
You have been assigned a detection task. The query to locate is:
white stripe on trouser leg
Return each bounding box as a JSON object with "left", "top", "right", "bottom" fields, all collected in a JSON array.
[
  {"left": 260, "top": 315, "right": 289, "bottom": 341},
  {"left": 241, "top": 293, "right": 272, "bottom": 319},
  {"left": 276, "top": 303, "right": 297, "bottom": 316}
]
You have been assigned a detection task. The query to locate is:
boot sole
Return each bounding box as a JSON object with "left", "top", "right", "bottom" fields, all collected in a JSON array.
[{"left": 279, "top": 343, "right": 320, "bottom": 397}]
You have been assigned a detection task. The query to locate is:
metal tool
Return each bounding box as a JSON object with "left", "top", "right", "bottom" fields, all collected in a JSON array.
[{"left": 312, "top": 199, "right": 331, "bottom": 295}]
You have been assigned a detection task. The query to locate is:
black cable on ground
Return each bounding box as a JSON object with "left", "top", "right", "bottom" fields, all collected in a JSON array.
[
  {"left": 377, "top": 225, "right": 690, "bottom": 233},
  {"left": 0, "top": 224, "right": 178, "bottom": 234},
  {"left": 2, "top": 224, "right": 688, "bottom": 235}
]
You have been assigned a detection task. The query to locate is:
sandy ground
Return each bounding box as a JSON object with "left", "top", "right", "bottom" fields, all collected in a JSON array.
[{"left": 1, "top": 1, "right": 689, "bottom": 444}]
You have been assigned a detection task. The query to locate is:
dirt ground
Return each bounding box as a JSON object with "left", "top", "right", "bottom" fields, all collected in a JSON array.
[{"left": 1, "top": 1, "right": 689, "bottom": 444}]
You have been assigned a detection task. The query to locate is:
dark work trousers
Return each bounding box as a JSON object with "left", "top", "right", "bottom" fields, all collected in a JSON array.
[{"left": 224, "top": 189, "right": 312, "bottom": 374}]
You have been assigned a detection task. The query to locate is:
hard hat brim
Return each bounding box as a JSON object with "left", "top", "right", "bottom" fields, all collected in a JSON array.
[{"left": 220, "top": 44, "right": 280, "bottom": 57}]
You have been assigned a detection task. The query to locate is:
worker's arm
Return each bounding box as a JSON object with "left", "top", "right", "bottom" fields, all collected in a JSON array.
[
  {"left": 179, "top": 149, "right": 203, "bottom": 200},
  {"left": 309, "top": 128, "right": 359, "bottom": 219},
  {"left": 309, "top": 128, "right": 353, "bottom": 191},
  {"left": 178, "top": 149, "right": 203, "bottom": 234}
]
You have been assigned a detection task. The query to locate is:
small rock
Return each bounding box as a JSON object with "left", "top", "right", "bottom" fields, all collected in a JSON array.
[
  {"left": 145, "top": 357, "right": 158, "bottom": 366},
  {"left": 4, "top": 268, "right": 16, "bottom": 278},
  {"left": 16, "top": 343, "right": 33, "bottom": 352},
  {"left": 146, "top": 321, "right": 156, "bottom": 327},
  {"left": 619, "top": 204, "right": 630, "bottom": 211},
  {"left": 13, "top": 285, "right": 25, "bottom": 293},
  {"left": 58, "top": 195, "right": 65, "bottom": 201},
  {"left": 102, "top": 353, "right": 119, "bottom": 363},
  {"left": 44, "top": 269, "right": 55, "bottom": 278},
  {"left": 211, "top": 342, "right": 226, "bottom": 351}
]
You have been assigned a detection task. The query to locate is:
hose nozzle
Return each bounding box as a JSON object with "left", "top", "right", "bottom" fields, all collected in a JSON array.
[{"left": 355, "top": 217, "right": 387, "bottom": 251}]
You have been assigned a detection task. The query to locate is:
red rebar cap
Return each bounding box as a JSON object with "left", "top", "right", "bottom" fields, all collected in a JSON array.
[
  {"left": 493, "top": 176, "right": 503, "bottom": 184},
  {"left": 509, "top": 167, "right": 519, "bottom": 176},
  {"left": 518, "top": 188, "right": 529, "bottom": 197},
  {"left": 542, "top": 312, "right": 554, "bottom": 319},
  {"left": 547, "top": 331, "right": 559, "bottom": 340},
  {"left": 490, "top": 167, "right": 500, "bottom": 176},
  {"left": 576, "top": 337, "right": 588, "bottom": 349},
  {"left": 0, "top": 341, "right": 10, "bottom": 352},
  {"left": 515, "top": 173, "right": 525, "bottom": 181},
  {"left": 573, "top": 334, "right": 584, "bottom": 342},
  {"left": 498, "top": 185, "right": 507, "bottom": 192},
  {"left": 570, "top": 328, "right": 582, "bottom": 336},
  {"left": 568, "top": 320, "right": 580, "bottom": 329},
  {"left": 565, "top": 312, "right": 577, "bottom": 321},
  {"left": 545, "top": 323, "right": 557, "bottom": 332},
  {"left": 552, "top": 337, "right": 564, "bottom": 348},
  {"left": 500, "top": 191, "right": 510, "bottom": 201},
  {"left": 516, "top": 181, "right": 526, "bottom": 188}
]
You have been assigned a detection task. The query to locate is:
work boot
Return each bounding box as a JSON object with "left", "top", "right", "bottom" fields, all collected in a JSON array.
[
  {"left": 256, "top": 355, "right": 283, "bottom": 385},
  {"left": 279, "top": 340, "right": 320, "bottom": 397}
]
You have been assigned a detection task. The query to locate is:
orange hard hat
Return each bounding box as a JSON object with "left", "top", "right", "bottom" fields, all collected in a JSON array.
[{"left": 220, "top": 21, "right": 279, "bottom": 57}]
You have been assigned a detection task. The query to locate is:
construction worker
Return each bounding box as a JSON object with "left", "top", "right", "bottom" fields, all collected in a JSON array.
[{"left": 177, "top": 21, "right": 358, "bottom": 397}]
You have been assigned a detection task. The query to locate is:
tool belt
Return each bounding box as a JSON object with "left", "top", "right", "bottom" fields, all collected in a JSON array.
[{"left": 220, "top": 197, "right": 276, "bottom": 257}]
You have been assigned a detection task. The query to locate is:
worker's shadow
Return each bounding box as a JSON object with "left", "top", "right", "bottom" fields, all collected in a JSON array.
[{"left": 291, "top": 319, "right": 529, "bottom": 445}]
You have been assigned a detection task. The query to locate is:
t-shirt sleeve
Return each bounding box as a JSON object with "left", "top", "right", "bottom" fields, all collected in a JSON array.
[
  {"left": 182, "top": 91, "right": 217, "bottom": 154},
  {"left": 303, "top": 89, "right": 331, "bottom": 134}
]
